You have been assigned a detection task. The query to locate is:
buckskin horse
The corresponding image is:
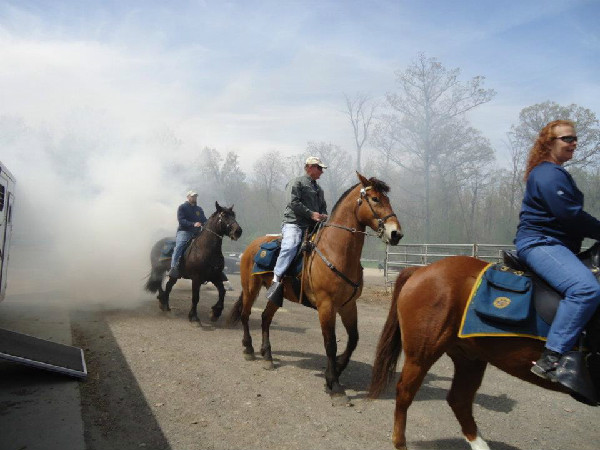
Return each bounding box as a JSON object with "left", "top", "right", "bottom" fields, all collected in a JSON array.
[
  {"left": 369, "top": 250, "right": 600, "bottom": 450},
  {"left": 228, "top": 173, "right": 402, "bottom": 403},
  {"left": 145, "top": 202, "right": 242, "bottom": 322}
]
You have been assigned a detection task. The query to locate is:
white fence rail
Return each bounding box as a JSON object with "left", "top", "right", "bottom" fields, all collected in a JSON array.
[{"left": 384, "top": 243, "right": 515, "bottom": 288}]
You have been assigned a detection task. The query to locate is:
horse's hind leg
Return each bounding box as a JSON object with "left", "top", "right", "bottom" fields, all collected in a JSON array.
[
  {"left": 336, "top": 300, "right": 359, "bottom": 377},
  {"left": 210, "top": 279, "right": 226, "bottom": 321},
  {"left": 447, "top": 355, "right": 490, "bottom": 450},
  {"left": 240, "top": 277, "right": 263, "bottom": 360},
  {"left": 160, "top": 277, "right": 177, "bottom": 311},
  {"left": 392, "top": 356, "right": 435, "bottom": 450},
  {"left": 259, "top": 300, "right": 280, "bottom": 370}
]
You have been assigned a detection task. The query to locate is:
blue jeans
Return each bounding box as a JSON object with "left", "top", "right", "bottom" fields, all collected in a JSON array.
[
  {"left": 273, "top": 223, "right": 304, "bottom": 279},
  {"left": 517, "top": 238, "right": 600, "bottom": 353},
  {"left": 170, "top": 230, "right": 195, "bottom": 270}
]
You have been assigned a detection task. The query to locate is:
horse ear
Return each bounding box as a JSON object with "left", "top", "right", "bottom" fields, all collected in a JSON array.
[
  {"left": 215, "top": 201, "right": 222, "bottom": 212},
  {"left": 356, "top": 171, "right": 369, "bottom": 187}
]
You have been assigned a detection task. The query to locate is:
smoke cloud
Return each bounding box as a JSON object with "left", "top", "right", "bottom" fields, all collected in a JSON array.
[{"left": 2, "top": 113, "right": 190, "bottom": 306}]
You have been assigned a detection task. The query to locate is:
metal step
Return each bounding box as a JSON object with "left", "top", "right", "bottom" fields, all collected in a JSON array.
[{"left": 0, "top": 327, "right": 87, "bottom": 378}]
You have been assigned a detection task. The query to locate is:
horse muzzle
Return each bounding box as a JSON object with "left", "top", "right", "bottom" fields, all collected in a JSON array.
[
  {"left": 383, "top": 224, "right": 403, "bottom": 246},
  {"left": 230, "top": 225, "right": 243, "bottom": 241}
]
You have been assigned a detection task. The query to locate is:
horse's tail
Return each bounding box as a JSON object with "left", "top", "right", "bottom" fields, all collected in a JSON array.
[
  {"left": 144, "top": 269, "right": 163, "bottom": 293},
  {"left": 368, "top": 266, "right": 419, "bottom": 399},
  {"left": 227, "top": 292, "right": 244, "bottom": 325}
]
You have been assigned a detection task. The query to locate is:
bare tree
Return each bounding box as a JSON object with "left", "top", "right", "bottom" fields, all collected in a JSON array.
[
  {"left": 306, "top": 141, "right": 354, "bottom": 207},
  {"left": 344, "top": 93, "right": 379, "bottom": 172},
  {"left": 198, "top": 147, "right": 246, "bottom": 207},
  {"left": 252, "top": 151, "right": 286, "bottom": 204},
  {"left": 383, "top": 53, "right": 496, "bottom": 241}
]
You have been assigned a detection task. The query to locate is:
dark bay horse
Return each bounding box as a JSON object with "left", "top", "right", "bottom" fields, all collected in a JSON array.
[
  {"left": 228, "top": 172, "right": 403, "bottom": 402},
  {"left": 145, "top": 202, "right": 242, "bottom": 322},
  {"left": 369, "top": 256, "right": 600, "bottom": 450}
]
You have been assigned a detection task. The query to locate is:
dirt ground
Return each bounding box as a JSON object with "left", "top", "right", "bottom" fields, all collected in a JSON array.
[{"left": 70, "top": 270, "right": 600, "bottom": 450}]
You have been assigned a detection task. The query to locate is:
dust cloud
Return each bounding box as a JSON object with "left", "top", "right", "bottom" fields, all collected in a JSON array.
[{"left": 2, "top": 115, "right": 195, "bottom": 307}]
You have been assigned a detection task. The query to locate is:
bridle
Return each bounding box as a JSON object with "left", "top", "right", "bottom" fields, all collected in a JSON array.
[
  {"left": 308, "top": 184, "right": 397, "bottom": 306},
  {"left": 322, "top": 186, "right": 397, "bottom": 239},
  {"left": 203, "top": 211, "right": 235, "bottom": 240}
]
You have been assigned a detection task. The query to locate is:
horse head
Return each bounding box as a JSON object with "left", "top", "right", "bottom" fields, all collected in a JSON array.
[
  {"left": 213, "top": 201, "right": 243, "bottom": 241},
  {"left": 355, "top": 172, "right": 403, "bottom": 245}
]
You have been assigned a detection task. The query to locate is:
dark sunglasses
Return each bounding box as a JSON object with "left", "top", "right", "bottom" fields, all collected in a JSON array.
[
  {"left": 312, "top": 165, "right": 323, "bottom": 171},
  {"left": 555, "top": 135, "right": 578, "bottom": 143}
]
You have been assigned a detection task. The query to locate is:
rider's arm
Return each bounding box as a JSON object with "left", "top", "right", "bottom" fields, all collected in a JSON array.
[{"left": 538, "top": 165, "right": 600, "bottom": 240}]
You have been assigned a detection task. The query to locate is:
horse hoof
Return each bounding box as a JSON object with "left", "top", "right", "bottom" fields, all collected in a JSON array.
[
  {"left": 262, "top": 360, "right": 275, "bottom": 371},
  {"left": 209, "top": 313, "right": 219, "bottom": 322},
  {"left": 158, "top": 302, "right": 170, "bottom": 312},
  {"left": 189, "top": 316, "right": 200, "bottom": 322},
  {"left": 243, "top": 352, "right": 256, "bottom": 361},
  {"left": 330, "top": 393, "right": 349, "bottom": 407}
]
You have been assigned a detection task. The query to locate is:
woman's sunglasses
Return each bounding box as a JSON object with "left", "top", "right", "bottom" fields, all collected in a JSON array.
[{"left": 554, "top": 135, "right": 578, "bottom": 143}]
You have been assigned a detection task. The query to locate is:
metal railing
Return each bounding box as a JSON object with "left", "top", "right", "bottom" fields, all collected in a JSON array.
[{"left": 384, "top": 243, "right": 515, "bottom": 288}]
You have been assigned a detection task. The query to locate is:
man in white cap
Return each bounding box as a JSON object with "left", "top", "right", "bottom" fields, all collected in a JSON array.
[
  {"left": 266, "top": 156, "right": 329, "bottom": 305},
  {"left": 168, "top": 190, "right": 207, "bottom": 278}
]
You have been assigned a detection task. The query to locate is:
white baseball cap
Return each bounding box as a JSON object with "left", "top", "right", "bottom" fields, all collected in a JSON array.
[{"left": 305, "top": 156, "right": 327, "bottom": 169}]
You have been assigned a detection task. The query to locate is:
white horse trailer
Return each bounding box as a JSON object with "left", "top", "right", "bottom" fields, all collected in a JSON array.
[
  {"left": 0, "top": 161, "right": 86, "bottom": 378},
  {"left": 0, "top": 161, "right": 15, "bottom": 302}
]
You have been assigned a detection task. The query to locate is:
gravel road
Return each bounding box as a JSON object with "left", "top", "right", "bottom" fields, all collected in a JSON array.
[{"left": 71, "top": 271, "right": 600, "bottom": 450}]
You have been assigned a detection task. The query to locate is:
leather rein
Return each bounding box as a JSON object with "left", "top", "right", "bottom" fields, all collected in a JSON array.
[
  {"left": 307, "top": 186, "right": 396, "bottom": 307},
  {"left": 202, "top": 212, "right": 233, "bottom": 240}
]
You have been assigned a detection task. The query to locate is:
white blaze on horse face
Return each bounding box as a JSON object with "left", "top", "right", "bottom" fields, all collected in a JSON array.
[{"left": 383, "top": 221, "right": 400, "bottom": 243}]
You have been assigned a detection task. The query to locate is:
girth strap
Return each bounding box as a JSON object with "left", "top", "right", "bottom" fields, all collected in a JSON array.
[{"left": 313, "top": 245, "right": 360, "bottom": 307}]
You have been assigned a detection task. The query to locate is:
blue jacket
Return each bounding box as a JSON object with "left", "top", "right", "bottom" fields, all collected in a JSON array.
[
  {"left": 515, "top": 161, "right": 600, "bottom": 253},
  {"left": 177, "top": 202, "right": 207, "bottom": 234}
]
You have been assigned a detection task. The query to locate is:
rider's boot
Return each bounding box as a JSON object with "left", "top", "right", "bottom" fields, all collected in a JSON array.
[{"left": 266, "top": 280, "right": 284, "bottom": 307}]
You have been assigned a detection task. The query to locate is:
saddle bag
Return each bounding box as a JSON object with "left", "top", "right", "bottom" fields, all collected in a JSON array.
[
  {"left": 254, "top": 240, "right": 281, "bottom": 270},
  {"left": 474, "top": 266, "right": 533, "bottom": 325}
]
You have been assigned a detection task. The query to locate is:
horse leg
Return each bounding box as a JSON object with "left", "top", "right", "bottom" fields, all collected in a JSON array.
[
  {"left": 259, "top": 301, "right": 280, "bottom": 370},
  {"left": 447, "top": 355, "right": 490, "bottom": 450},
  {"left": 240, "top": 279, "right": 262, "bottom": 361},
  {"left": 188, "top": 278, "right": 201, "bottom": 322},
  {"left": 159, "top": 276, "right": 177, "bottom": 311},
  {"left": 392, "top": 356, "right": 435, "bottom": 450},
  {"left": 318, "top": 302, "right": 347, "bottom": 402},
  {"left": 335, "top": 300, "right": 359, "bottom": 377},
  {"left": 210, "top": 279, "right": 226, "bottom": 322}
]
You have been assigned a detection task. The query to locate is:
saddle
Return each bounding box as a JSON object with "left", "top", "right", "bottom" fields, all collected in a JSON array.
[
  {"left": 253, "top": 235, "right": 317, "bottom": 309},
  {"left": 502, "top": 246, "right": 600, "bottom": 326},
  {"left": 502, "top": 245, "right": 600, "bottom": 405}
]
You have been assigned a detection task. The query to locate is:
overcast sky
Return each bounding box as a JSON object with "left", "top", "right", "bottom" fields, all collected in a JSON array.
[{"left": 2, "top": 0, "right": 599, "bottom": 169}]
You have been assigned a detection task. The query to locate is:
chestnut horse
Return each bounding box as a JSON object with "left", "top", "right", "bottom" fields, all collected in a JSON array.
[
  {"left": 145, "top": 202, "right": 242, "bottom": 322},
  {"left": 369, "top": 256, "right": 600, "bottom": 450},
  {"left": 228, "top": 172, "right": 403, "bottom": 403}
]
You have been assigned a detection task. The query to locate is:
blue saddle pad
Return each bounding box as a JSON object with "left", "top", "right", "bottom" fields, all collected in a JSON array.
[
  {"left": 252, "top": 239, "right": 303, "bottom": 277},
  {"left": 161, "top": 240, "right": 176, "bottom": 258},
  {"left": 459, "top": 263, "right": 551, "bottom": 340}
]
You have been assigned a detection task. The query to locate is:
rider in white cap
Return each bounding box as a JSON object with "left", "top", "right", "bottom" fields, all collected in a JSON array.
[
  {"left": 266, "top": 156, "right": 329, "bottom": 305},
  {"left": 169, "top": 190, "right": 207, "bottom": 278}
]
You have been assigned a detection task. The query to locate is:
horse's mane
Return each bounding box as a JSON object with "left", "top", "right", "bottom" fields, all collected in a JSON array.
[{"left": 330, "top": 177, "right": 390, "bottom": 215}]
